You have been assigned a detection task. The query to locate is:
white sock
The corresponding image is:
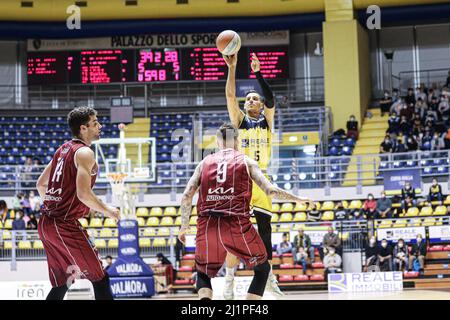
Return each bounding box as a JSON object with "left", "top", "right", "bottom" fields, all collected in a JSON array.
[{"left": 226, "top": 267, "right": 235, "bottom": 277}]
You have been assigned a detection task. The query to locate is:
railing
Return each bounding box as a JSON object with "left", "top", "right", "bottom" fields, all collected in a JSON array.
[
  {"left": 395, "top": 68, "right": 449, "bottom": 96},
  {"left": 0, "top": 77, "right": 325, "bottom": 111}
]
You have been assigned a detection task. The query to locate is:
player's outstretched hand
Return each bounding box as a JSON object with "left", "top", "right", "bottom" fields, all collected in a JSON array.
[
  {"left": 250, "top": 53, "right": 260, "bottom": 73},
  {"left": 178, "top": 226, "right": 190, "bottom": 245},
  {"left": 296, "top": 198, "right": 312, "bottom": 207},
  {"left": 106, "top": 206, "right": 121, "bottom": 221},
  {"left": 223, "top": 54, "right": 237, "bottom": 67}
]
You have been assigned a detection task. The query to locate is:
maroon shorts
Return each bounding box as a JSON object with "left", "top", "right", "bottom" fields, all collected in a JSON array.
[
  {"left": 38, "top": 215, "right": 105, "bottom": 288},
  {"left": 195, "top": 214, "right": 267, "bottom": 278}
]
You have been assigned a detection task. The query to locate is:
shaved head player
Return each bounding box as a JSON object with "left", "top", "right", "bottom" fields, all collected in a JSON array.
[
  {"left": 36, "top": 107, "right": 120, "bottom": 300},
  {"left": 178, "top": 124, "right": 310, "bottom": 300}
]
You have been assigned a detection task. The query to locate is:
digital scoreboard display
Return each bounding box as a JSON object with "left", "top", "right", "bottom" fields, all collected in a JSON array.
[{"left": 27, "top": 46, "right": 289, "bottom": 84}]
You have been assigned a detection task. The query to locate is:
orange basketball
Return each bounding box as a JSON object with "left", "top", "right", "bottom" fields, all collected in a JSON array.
[{"left": 216, "top": 30, "right": 241, "bottom": 56}]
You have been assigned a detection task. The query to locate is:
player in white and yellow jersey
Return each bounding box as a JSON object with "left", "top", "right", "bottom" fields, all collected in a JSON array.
[{"left": 222, "top": 52, "right": 283, "bottom": 298}]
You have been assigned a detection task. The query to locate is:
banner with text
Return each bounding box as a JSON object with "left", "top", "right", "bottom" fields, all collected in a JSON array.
[
  {"left": 376, "top": 227, "right": 425, "bottom": 243},
  {"left": 383, "top": 169, "right": 421, "bottom": 191},
  {"left": 328, "top": 272, "right": 403, "bottom": 293},
  {"left": 429, "top": 225, "right": 450, "bottom": 243}
]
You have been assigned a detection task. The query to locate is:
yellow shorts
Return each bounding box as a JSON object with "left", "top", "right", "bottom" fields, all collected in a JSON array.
[{"left": 251, "top": 175, "right": 273, "bottom": 216}]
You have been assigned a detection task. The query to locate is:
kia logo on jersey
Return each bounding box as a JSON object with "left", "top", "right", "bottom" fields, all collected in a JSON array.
[{"left": 208, "top": 187, "right": 234, "bottom": 195}]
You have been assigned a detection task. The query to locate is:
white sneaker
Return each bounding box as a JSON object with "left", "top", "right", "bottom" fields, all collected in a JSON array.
[
  {"left": 265, "top": 272, "right": 284, "bottom": 297},
  {"left": 223, "top": 275, "right": 235, "bottom": 300}
]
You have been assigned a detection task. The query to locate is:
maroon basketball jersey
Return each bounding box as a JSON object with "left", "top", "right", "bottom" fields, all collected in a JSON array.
[
  {"left": 197, "top": 148, "right": 252, "bottom": 217},
  {"left": 41, "top": 139, "right": 98, "bottom": 220}
]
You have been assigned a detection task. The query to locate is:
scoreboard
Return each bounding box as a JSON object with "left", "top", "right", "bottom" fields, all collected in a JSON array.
[{"left": 27, "top": 46, "right": 289, "bottom": 85}]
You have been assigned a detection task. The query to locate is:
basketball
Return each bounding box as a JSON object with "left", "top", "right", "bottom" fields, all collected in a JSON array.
[{"left": 216, "top": 30, "right": 241, "bottom": 56}]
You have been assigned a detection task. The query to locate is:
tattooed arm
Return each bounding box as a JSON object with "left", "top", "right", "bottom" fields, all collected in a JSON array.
[
  {"left": 245, "top": 156, "right": 311, "bottom": 204},
  {"left": 178, "top": 161, "right": 203, "bottom": 244}
]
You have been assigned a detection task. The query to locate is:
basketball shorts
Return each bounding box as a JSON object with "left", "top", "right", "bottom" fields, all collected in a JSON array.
[
  {"left": 38, "top": 215, "right": 105, "bottom": 288},
  {"left": 250, "top": 173, "right": 273, "bottom": 216},
  {"left": 195, "top": 214, "right": 267, "bottom": 278}
]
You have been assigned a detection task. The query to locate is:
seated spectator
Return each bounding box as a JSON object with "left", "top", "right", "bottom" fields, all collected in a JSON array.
[
  {"left": 156, "top": 253, "right": 176, "bottom": 285},
  {"left": 292, "top": 227, "right": 315, "bottom": 264},
  {"left": 404, "top": 87, "right": 416, "bottom": 106},
  {"left": 334, "top": 202, "right": 348, "bottom": 220},
  {"left": 380, "top": 136, "right": 393, "bottom": 153},
  {"left": 395, "top": 138, "right": 407, "bottom": 153},
  {"left": 104, "top": 255, "right": 113, "bottom": 271},
  {"left": 29, "top": 191, "right": 41, "bottom": 217},
  {"left": 431, "top": 132, "right": 445, "bottom": 150},
  {"left": 393, "top": 238, "right": 409, "bottom": 271},
  {"left": 320, "top": 227, "right": 342, "bottom": 261},
  {"left": 399, "top": 116, "right": 411, "bottom": 136},
  {"left": 20, "top": 194, "right": 32, "bottom": 216},
  {"left": 346, "top": 115, "right": 359, "bottom": 139},
  {"left": 307, "top": 202, "right": 322, "bottom": 222},
  {"left": 378, "top": 239, "right": 393, "bottom": 271},
  {"left": 387, "top": 112, "right": 400, "bottom": 135},
  {"left": 415, "top": 87, "right": 427, "bottom": 104},
  {"left": 0, "top": 200, "right": 8, "bottom": 223},
  {"left": 401, "top": 182, "right": 417, "bottom": 212},
  {"left": 406, "top": 136, "right": 418, "bottom": 151},
  {"left": 12, "top": 210, "right": 26, "bottom": 241},
  {"left": 12, "top": 193, "right": 22, "bottom": 211},
  {"left": 350, "top": 210, "right": 365, "bottom": 220},
  {"left": 323, "top": 245, "right": 342, "bottom": 279},
  {"left": 361, "top": 194, "right": 377, "bottom": 219},
  {"left": 295, "top": 246, "right": 308, "bottom": 275},
  {"left": 408, "top": 234, "right": 427, "bottom": 274},
  {"left": 276, "top": 233, "right": 293, "bottom": 256},
  {"left": 428, "top": 178, "right": 444, "bottom": 203},
  {"left": 439, "top": 94, "right": 450, "bottom": 119},
  {"left": 379, "top": 90, "right": 392, "bottom": 117},
  {"left": 365, "top": 236, "right": 379, "bottom": 270},
  {"left": 376, "top": 191, "right": 392, "bottom": 219},
  {"left": 27, "top": 213, "right": 38, "bottom": 230}
]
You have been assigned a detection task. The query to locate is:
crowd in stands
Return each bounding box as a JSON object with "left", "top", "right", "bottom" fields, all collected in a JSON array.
[
  {"left": 379, "top": 82, "right": 450, "bottom": 154},
  {"left": 1, "top": 191, "right": 41, "bottom": 230}
]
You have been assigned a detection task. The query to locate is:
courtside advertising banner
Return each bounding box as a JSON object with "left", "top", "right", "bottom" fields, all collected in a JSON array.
[
  {"left": 328, "top": 272, "right": 403, "bottom": 293},
  {"left": 428, "top": 225, "right": 450, "bottom": 243},
  {"left": 376, "top": 227, "right": 425, "bottom": 243},
  {"left": 382, "top": 169, "right": 421, "bottom": 190}
]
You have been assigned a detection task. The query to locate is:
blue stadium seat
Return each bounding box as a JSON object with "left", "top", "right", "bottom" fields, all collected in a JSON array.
[
  {"left": 344, "top": 138, "right": 355, "bottom": 147},
  {"left": 328, "top": 147, "right": 339, "bottom": 156},
  {"left": 342, "top": 146, "right": 352, "bottom": 156}
]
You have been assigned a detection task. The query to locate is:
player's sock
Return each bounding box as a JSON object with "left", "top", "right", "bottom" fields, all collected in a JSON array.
[
  {"left": 92, "top": 274, "right": 114, "bottom": 300},
  {"left": 223, "top": 268, "right": 235, "bottom": 300},
  {"left": 225, "top": 267, "right": 235, "bottom": 277},
  {"left": 46, "top": 285, "right": 69, "bottom": 300}
]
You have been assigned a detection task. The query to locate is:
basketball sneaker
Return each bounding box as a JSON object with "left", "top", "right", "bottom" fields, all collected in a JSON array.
[
  {"left": 223, "top": 274, "right": 235, "bottom": 300},
  {"left": 265, "top": 272, "right": 284, "bottom": 297}
]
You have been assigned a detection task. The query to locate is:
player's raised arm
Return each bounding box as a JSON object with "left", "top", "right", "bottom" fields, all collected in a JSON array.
[
  {"left": 36, "top": 160, "right": 53, "bottom": 199},
  {"left": 251, "top": 53, "right": 275, "bottom": 129},
  {"left": 245, "top": 156, "right": 310, "bottom": 204},
  {"left": 75, "top": 147, "right": 120, "bottom": 220},
  {"left": 178, "top": 161, "right": 203, "bottom": 244},
  {"left": 224, "top": 54, "right": 244, "bottom": 128}
]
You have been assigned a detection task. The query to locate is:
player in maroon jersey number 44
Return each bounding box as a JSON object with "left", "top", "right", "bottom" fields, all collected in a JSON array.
[
  {"left": 178, "top": 123, "right": 311, "bottom": 300},
  {"left": 36, "top": 107, "right": 120, "bottom": 300}
]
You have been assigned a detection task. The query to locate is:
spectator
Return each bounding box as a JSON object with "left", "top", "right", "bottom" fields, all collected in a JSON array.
[
  {"left": 387, "top": 112, "right": 400, "bottom": 135},
  {"left": 394, "top": 138, "right": 407, "bottom": 153},
  {"left": 406, "top": 136, "right": 418, "bottom": 151},
  {"left": 365, "top": 236, "right": 379, "bottom": 270},
  {"left": 350, "top": 210, "right": 365, "bottom": 220},
  {"left": 446, "top": 70, "right": 450, "bottom": 88},
  {"left": 380, "top": 136, "right": 393, "bottom": 153},
  {"left": 21, "top": 157, "right": 34, "bottom": 189},
  {"left": 292, "top": 227, "right": 315, "bottom": 264},
  {"left": 379, "top": 90, "right": 392, "bottom": 117},
  {"left": 156, "top": 253, "right": 176, "bottom": 285},
  {"left": 175, "top": 238, "right": 185, "bottom": 269},
  {"left": 307, "top": 202, "right": 322, "bottom": 222},
  {"left": 295, "top": 246, "right": 308, "bottom": 275},
  {"left": 320, "top": 227, "right": 342, "bottom": 261},
  {"left": 428, "top": 178, "right": 444, "bottom": 203},
  {"left": 404, "top": 88, "right": 416, "bottom": 106},
  {"left": 415, "top": 86, "right": 427, "bottom": 103},
  {"left": 21, "top": 194, "right": 32, "bottom": 216},
  {"left": 408, "top": 234, "right": 427, "bottom": 274},
  {"left": 276, "top": 233, "right": 293, "bottom": 256},
  {"left": 334, "top": 202, "right": 348, "bottom": 220},
  {"left": 377, "top": 239, "right": 393, "bottom": 271},
  {"left": 399, "top": 116, "right": 411, "bottom": 136},
  {"left": 401, "top": 182, "right": 417, "bottom": 212},
  {"left": 431, "top": 132, "right": 445, "bottom": 150},
  {"left": 438, "top": 95, "right": 450, "bottom": 119},
  {"left": 323, "top": 245, "right": 342, "bottom": 279},
  {"left": 104, "top": 255, "right": 113, "bottom": 271},
  {"left": 393, "top": 238, "right": 409, "bottom": 271},
  {"left": 0, "top": 200, "right": 8, "bottom": 223},
  {"left": 391, "top": 88, "right": 400, "bottom": 103},
  {"left": 12, "top": 210, "right": 26, "bottom": 241},
  {"left": 346, "top": 115, "right": 359, "bottom": 139},
  {"left": 361, "top": 194, "right": 377, "bottom": 219},
  {"left": 29, "top": 191, "right": 41, "bottom": 216},
  {"left": 376, "top": 191, "right": 392, "bottom": 219},
  {"left": 12, "top": 193, "right": 23, "bottom": 211},
  {"left": 27, "top": 213, "right": 38, "bottom": 230}
]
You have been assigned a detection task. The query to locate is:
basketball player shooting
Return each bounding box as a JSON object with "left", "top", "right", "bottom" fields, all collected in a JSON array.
[
  {"left": 36, "top": 107, "right": 120, "bottom": 300},
  {"left": 178, "top": 124, "right": 310, "bottom": 300},
  {"left": 222, "top": 52, "right": 282, "bottom": 298}
]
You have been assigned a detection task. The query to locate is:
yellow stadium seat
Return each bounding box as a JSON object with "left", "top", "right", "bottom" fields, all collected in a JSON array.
[
  {"left": 137, "top": 217, "right": 145, "bottom": 227},
  {"left": 89, "top": 218, "right": 103, "bottom": 228},
  {"left": 378, "top": 220, "right": 392, "bottom": 228},
  {"left": 160, "top": 217, "right": 174, "bottom": 226},
  {"left": 136, "top": 207, "right": 149, "bottom": 217},
  {"left": 411, "top": 218, "right": 422, "bottom": 227},
  {"left": 341, "top": 232, "right": 350, "bottom": 241},
  {"left": 294, "top": 202, "right": 307, "bottom": 212},
  {"left": 349, "top": 200, "right": 362, "bottom": 210},
  {"left": 147, "top": 217, "right": 160, "bottom": 227},
  {"left": 434, "top": 206, "right": 448, "bottom": 216},
  {"left": 33, "top": 240, "right": 44, "bottom": 249},
  {"left": 310, "top": 202, "right": 321, "bottom": 210},
  {"left": 18, "top": 241, "right": 32, "bottom": 250},
  {"left": 78, "top": 218, "right": 88, "bottom": 228},
  {"left": 4, "top": 219, "right": 12, "bottom": 229},
  {"left": 167, "top": 237, "right": 177, "bottom": 246},
  {"left": 271, "top": 214, "right": 279, "bottom": 223},
  {"left": 444, "top": 195, "right": 450, "bottom": 205},
  {"left": 9, "top": 210, "right": 15, "bottom": 219},
  {"left": 272, "top": 226, "right": 278, "bottom": 232},
  {"left": 435, "top": 218, "right": 443, "bottom": 226},
  {"left": 104, "top": 218, "right": 117, "bottom": 228},
  {"left": 419, "top": 206, "right": 432, "bottom": 216},
  {"left": 0, "top": 220, "right": 2, "bottom": 229},
  {"left": 293, "top": 212, "right": 307, "bottom": 222},
  {"left": 99, "top": 228, "right": 113, "bottom": 238},
  {"left": 4, "top": 241, "right": 12, "bottom": 249},
  {"left": 280, "top": 203, "right": 294, "bottom": 213},
  {"left": 174, "top": 216, "right": 182, "bottom": 226},
  {"left": 423, "top": 218, "right": 436, "bottom": 227},
  {"left": 187, "top": 226, "right": 197, "bottom": 234},
  {"left": 108, "top": 239, "right": 119, "bottom": 248},
  {"left": 150, "top": 207, "right": 163, "bottom": 217},
  {"left": 139, "top": 238, "right": 152, "bottom": 247},
  {"left": 279, "top": 213, "right": 293, "bottom": 222},
  {"left": 142, "top": 228, "right": 156, "bottom": 237},
  {"left": 87, "top": 229, "right": 97, "bottom": 238},
  {"left": 94, "top": 239, "right": 107, "bottom": 249},
  {"left": 250, "top": 217, "right": 257, "bottom": 224},
  {"left": 272, "top": 203, "right": 280, "bottom": 213},
  {"left": 153, "top": 238, "right": 167, "bottom": 247},
  {"left": 163, "top": 207, "right": 177, "bottom": 216},
  {"left": 2, "top": 230, "right": 11, "bottom": 240},
  {"left": 406, "top": 207, "right": 419, "bottom": 217},
  {"left": 157, "top": 228, "right": 170, "bottom": 236},
  {"left": 278, "top": 226, "right": 291, "bottom": 233},
  {"left": 341, "top": 200, "right": 349, "bottom": 209},
  {"left": 191, "top": 207, "right": 197, "bottom": 216},
  {"left": 321, "top": 201, "right": 335, "bottom": 211},
  {"left": 322, "top": 211, "right": 334, "bottom": 221},
  {"left": 393, "top": 220, "right": 406, "bottom": 228},
  {"left": 189, "top": 216, "right": 198, "bottom": 226}
]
